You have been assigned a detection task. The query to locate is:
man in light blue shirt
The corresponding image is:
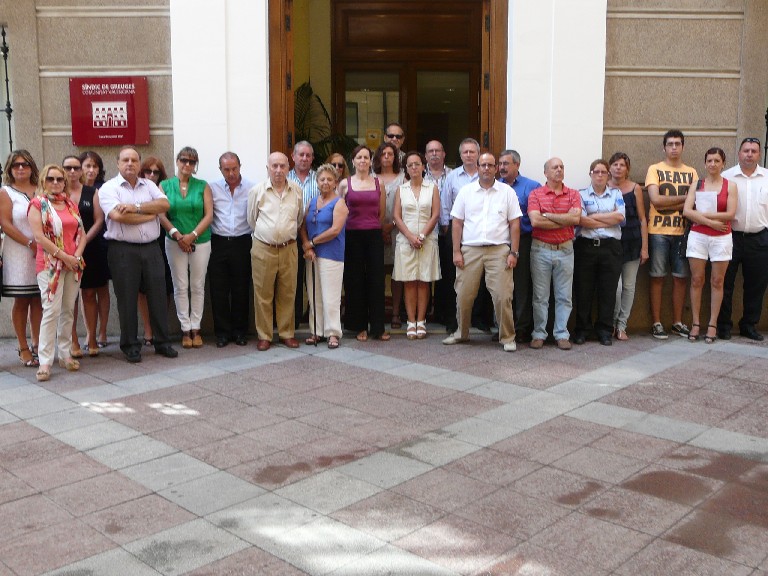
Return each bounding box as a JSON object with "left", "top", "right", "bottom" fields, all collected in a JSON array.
[
  {"left": 288, "top": 141, "right": 318, "bottom": 328},
  {"left": 439, "top": 138, "right": 480, "bottom": 333},
  {"left": 572, "top": 160, "right": 625, "bottom": 346},
  {"left": 208, "top": 151, "right": 254, "bottom": 347}
]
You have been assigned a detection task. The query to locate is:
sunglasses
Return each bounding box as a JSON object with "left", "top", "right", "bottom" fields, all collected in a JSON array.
[
  {"left": 178, "top": 158, "right": 197, "bottom": 165},
  {"left": 742, "top": 137, "right": 761, "bottom": 146},
  {"left": 331, "top": 162, "right": 345, "bottom": 168},
  {"left": 63, "top": 165, "right": 82, "bottom": 171},
  {"left": 143, "top": 169, "right": 162, "bottom": 176},
  {"left": 386, "top": 133, "right": 404, "bottom": 139},
  {"left": 45, "top": 176, "right": 65, "bottom": 184},
  {"left": 11, "top": 161, "right": 31, "bottom": 169}
]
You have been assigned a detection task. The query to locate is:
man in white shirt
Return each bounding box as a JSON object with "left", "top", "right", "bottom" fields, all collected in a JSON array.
[
  {"left": 718, "top": 137, "right": 768, "bottom": 341},
  {"left": 442, "top": 152, "right": 522, "bottom": 351}
]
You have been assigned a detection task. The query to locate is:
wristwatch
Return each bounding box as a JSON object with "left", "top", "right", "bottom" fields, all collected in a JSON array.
[
  {"left": 510, "top": 250, "right": 520, "bottom": 258},
  {"left": 134, "top": 202, "right": 142, "bottom": 214}
]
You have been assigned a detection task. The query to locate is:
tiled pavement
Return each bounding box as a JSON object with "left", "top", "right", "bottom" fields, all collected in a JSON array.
[{"left": 1, "top": 326, "right": 767, "bottom": 576}]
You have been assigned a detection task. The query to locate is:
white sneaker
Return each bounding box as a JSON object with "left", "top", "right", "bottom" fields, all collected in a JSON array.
[
  {"left": 503, "top": 341, "right": 517, "bottom": 352},
  {"left": 442, "top": 333, "right": 468, "bottom": 345}
]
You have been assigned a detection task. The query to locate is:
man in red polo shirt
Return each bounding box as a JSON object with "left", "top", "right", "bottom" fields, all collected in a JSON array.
[{"left": 527, "top": 157, "right": 582, "bottom": 350}]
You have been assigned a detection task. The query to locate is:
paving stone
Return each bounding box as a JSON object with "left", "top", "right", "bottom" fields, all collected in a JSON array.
[
  {"left": 335, "top": 451, "right": 433, "bottom": 489},
  {"left": 121, "top": 452, "right": 220, "bottom": 492},
  {"left": 42, "top": 546, "right": 164, "bottom": 575},
  {"left": 86, "top": 435, "right": 177, "bottom": 469},
  {"left": 159, "top": 471, "right": 266, "bottom": 516}
]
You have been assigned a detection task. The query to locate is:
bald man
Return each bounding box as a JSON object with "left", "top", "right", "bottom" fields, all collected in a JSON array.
[{"left": 247, "top": 152, "right": 305, "bottom": 351}]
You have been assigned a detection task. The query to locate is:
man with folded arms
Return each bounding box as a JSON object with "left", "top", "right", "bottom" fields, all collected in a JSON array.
[
  {"left": 527, "top": 157, "right": 582, "bottom": 350},
  {"left": 247, "top": 152, "right": 304, "bottom": 351}
]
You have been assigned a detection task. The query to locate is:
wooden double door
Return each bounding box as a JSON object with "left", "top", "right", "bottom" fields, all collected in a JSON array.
[{"left": 269, "top": 0, "right": 508, "bottom": 163}]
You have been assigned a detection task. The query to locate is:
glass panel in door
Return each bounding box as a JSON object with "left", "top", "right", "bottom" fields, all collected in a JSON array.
[{"left": 344, "top": 71, "right": 399, "bottom": 149}]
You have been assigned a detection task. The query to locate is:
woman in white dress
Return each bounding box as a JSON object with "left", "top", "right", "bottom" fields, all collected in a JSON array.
[
  {"left": 392, "top": 151, "right": 441, "bottom": 339},
  {"left": 0, "top": 150, "right": 43, "bottom": 367}
]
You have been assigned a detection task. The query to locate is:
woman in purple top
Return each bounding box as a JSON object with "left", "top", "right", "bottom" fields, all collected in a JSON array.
[{"left": 338, "top": 145, "right": 390, "bottom": 341}]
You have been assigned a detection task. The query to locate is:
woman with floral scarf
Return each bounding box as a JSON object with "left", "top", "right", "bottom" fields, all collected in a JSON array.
[{"left": 27, "top": 164, "right": 87, "bottom": 381}]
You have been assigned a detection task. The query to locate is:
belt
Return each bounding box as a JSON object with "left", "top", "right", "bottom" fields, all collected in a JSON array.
[
  {"left": 212, "top": 233, "right": 250, "bottom": 241},
  {"left": 733, "top": 228, "right": 766, "bottom": 237},
  {"left": 533, "top": 238, "right": 572, "bottom": 250},
  {"left": 256, "top": 237, "right": 296, "bottom": 249},
  {"left": 576, "top": 237, "right": 619, "bottom": 247}
]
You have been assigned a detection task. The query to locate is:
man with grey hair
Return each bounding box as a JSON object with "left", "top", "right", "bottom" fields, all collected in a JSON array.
[
  {"left": 439, "top": 138, "right": 480, "bottom": 333},
  {"left": 498, "top": 149, "right": 541, "bottom": 343},
  {"left": 288, "top": 141, "right": 317, "bottom": 328}
]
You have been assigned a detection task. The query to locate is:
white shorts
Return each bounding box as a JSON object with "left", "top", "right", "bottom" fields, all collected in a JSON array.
[{"left": 686, "top": 230, "right": 732, "bottom": 262}]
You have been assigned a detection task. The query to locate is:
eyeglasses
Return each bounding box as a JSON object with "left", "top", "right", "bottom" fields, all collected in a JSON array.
[
  {"left": 178, "top": 158, "right": 197, "bottom": 165},
  {"left": 591, "top": 170, "right": 609, "bottom": 175},
  {"left": 143, "top": 169, "right": 162, "bottom": 176},
  {"left": 386, "top": 133, "right": 404, "bottom": 140},
  {"left": 665, "top": 141, "right": 683, "bottom": 148},
  {"left": 406, "top": 163, "right": 423, "bottom": 169},
  {"left": 63, "top": 165, "right": 82, "bottom": 171},
  {"left": 45, "top": 176, "right": 65, "bottom": 184},
  {"left": 11, "top": 161, "right": 31, "bottom": 169},
  {"left": 331, "top": 162, "right": 345, "bottom": 168},
  {"left": 479, "top": 163, "right": 496, "bottom": 169}
]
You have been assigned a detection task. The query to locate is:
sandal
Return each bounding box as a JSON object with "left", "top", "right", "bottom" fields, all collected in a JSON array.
[
  {"left": 71, "top": 345, "right": 84, "bottom": 359},
  {"left": 416, "top": 320, "right": 427, "bottom": 339},
  {"left": 376, "top": 332, "right": 391, "bottom": 341},
  {"left": 305, "top": 335, "right": 326, "bottom": 345},
  {"left": 59, "top": 357, "right": 80, "bottom": 371},
  {"left": 97, "top": 340, "right": 108, "bottom": 348},
  {"left": 615, "top": 328, "right": 629, "bottom": 341},
  {"left": 18, "top": 347, "right": 40, "bottom": 368},
  {"left": 29, "top": 344, "right": 39, "bottom": 358},
  {"left": 327, "top": 336, "right": 340, "bottom": 349},
  {"left": 391, "top": 316, "right": 402, "bottom": 329},
  {"left": 356, "top": 331, "right": 368, "bottom": 342},
  {"left": 704, "top": 325, "right": 717, "bottom": 344},
  {"left": 36, "top": 367, "right": 50, "bottom": 382},
  {"left": 86, "top": 344, "right": 100, "bottom": 357},
  {"left": 142, "top": 338, "right": 153, "bottom": 347},
  {"left": 688, "top": 324, "right": 700, "bottom": 342},
  {"left": 406, "top": 322, "right": 418, "bottom": 340}
]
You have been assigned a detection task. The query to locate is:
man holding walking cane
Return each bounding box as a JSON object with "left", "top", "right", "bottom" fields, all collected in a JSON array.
[{"left": 300, "top": 163, "right": 349, "bottom": 349}]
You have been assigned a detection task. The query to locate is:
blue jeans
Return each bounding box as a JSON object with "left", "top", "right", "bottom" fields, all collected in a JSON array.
[{"left": 531, "top": 239, "right": 574, "bottom": 341}]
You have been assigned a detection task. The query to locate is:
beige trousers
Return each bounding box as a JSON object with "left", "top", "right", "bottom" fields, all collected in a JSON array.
[{"left": 251, "top": 239, "right": 298, "bottom": 341}]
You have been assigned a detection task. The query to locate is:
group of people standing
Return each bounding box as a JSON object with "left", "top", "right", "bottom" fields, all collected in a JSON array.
[{"left": 2, "top": 128, "right": 765, "bottom": 376}]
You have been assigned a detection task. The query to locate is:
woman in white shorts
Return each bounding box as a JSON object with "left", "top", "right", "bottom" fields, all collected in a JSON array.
[{"left": 683, "top": 147, "right": 738, "bottom": 343}]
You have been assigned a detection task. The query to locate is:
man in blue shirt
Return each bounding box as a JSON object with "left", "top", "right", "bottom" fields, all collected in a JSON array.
[
  {"left": 288, "top": 141, "right": 318, "bottom": 328},
  {"left": 209, "top": 152, "right": 254, "bottom": 347},
  {"left": 498, "top": 149, "right": 541, "bottom": 343}
]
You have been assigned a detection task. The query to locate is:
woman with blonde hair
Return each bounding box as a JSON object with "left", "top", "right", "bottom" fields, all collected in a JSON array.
[{"left": 27, "top": 164, "right": 87, "bottom": 381}]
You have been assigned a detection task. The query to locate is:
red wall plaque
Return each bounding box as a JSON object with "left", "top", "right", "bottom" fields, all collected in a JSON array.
[{"left": 69, "top": 76, "right": 150, "bottom": 146}]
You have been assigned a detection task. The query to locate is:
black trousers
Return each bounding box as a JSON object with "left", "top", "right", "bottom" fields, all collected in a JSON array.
[
  {"left": 208, "top": 233, "right": 252, "bottom": 339},
  {"left": 573, "top": 237, "right": 623, "bottom": 336},
  {"left": 108, "top": 240, "right": 170, "bottom": 355},
  {"left": 435, "top": 228, "right": 457, "bottom": 330},
  {"left": 512, "top": 233, "right": 533, "bottom": 338},
  {"left": 718, "top": 228, "right": 768, "bottom": 331},
  {"left": 343, "top": 229, "right": 386, "bottom": 337}
]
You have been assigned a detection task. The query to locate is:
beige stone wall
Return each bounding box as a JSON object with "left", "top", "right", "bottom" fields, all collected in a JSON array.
[
  {"left": 603, "top": 0, "right": 768, "bottom": 330},
  {"left": 0, "top": 0, "right": 175, "bottom": 338}
]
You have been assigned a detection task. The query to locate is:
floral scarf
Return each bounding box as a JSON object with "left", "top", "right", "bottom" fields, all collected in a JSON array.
[{"left": 35, "top": 193, "right": 84, "bottom": 300}]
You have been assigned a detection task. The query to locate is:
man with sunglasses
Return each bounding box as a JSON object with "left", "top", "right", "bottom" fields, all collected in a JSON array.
[
  {"left": 718, "top": 137, "right": 768, "bottom": 341},
  {"left": 288, "top": 141, "right": 318, "bottom": 329},
  {"left": 384, "top": 123, "right": 407, "bottom": 165},
  {"left": 208, "top": 152, "right": 254, "bottom": 347},
  {"left": 99, "top": 146, "right": 178, "bottom": 363}
]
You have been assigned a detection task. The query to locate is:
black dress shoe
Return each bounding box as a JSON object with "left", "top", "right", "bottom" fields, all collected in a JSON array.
[
  {"left": 598, "top": 334, "right": 612, "bottom": 346},
  {"left": 234, "top": 335, "right": 248, "bottom": 346},
  {"left": 739, "top": 326, "right": 764, "bottom": 341},
  {"left": 125, "top": 350, "right": 142, "bottom": 363},
  {"left": 155, "top": 345, "right": 179, "bottom": 358},
  {"left": 216, "top": 338, "right": 229, "bottom": 348},
  {"left": 571, "top": 332, "right": 586, "bottom": 345},
  {"left": 718, "top": 327, "right": 732, "bottom": 340}
]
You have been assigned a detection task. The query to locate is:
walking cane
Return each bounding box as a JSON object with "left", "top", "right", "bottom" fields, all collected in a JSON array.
[{"left": 312, "top": 258, "right": 317, "bottom": 347}]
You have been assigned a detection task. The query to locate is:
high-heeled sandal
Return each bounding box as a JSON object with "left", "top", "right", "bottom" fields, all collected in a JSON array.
[
  {"left": 58, "top": 357, "right": 80, "bottom": 371},
  {"left": 704, "top": 325, "right": 717, "bottom": 344},
  {"left": 391, "top": 316, "right": 402, "bottom": 329},
  {"left": 406, "top": 322, "right": 418, "bottom": 340},
  {"left": 36, "top": 367, "right": 50, "bottom": 381},
  {"left": 18, "top": 347, "right": 39, "bottom": 367},
  {"left": 416, "top": 320, "right": 427, "bottom": 339},
  {"left": 688, "top": 323, "right": 700, "bottom": 342}
]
